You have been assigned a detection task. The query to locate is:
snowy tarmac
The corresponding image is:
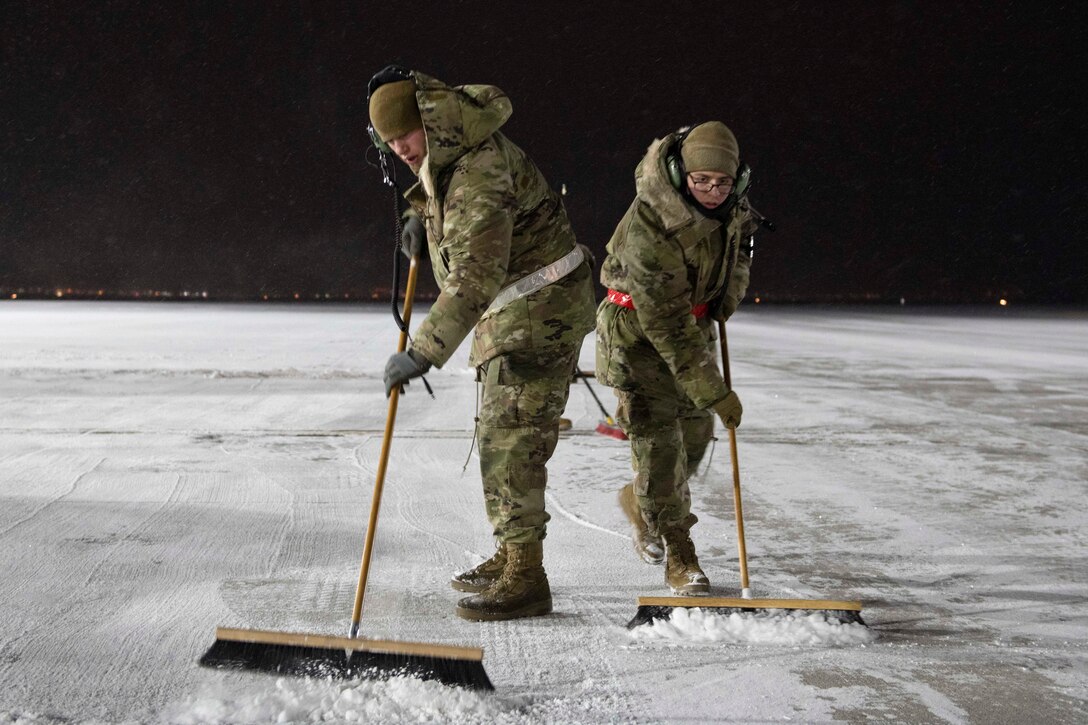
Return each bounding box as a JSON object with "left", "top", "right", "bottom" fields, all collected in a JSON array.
[{"left": 1, "top": 301, "right": 1086, "bottom": 723}]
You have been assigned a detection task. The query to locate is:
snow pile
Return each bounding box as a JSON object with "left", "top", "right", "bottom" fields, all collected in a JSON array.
[
  {"left": 629, "top": 607, "right": 876, "bottom": 646},
  {"left": 163, "top": 675, "right": 512, "bottom": 725}
]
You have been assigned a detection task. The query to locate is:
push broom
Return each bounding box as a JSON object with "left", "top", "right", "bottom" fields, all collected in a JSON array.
[
  {"left": 628, "top": 319, "right": 864, "bottom": 628},
  {"left": 200, "top": 248, "right": 493, "bottom": 689}
]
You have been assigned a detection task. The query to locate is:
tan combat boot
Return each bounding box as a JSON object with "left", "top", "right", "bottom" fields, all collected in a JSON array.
[
  {"left": 664, "top": 531, "right": 710, "bottom": 596},
  {"left": 455, "top": 542, "right": 552, "bottom": 621},
  {"left": 450, "top": 542, "right": 507, "bottom": 593},
  {"left": 619, "top": 483, "right": 664, "bottom": 564}
]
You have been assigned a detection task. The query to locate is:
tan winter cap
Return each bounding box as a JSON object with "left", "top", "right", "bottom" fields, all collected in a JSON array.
[
  {"left": 369, "top": 80, "right": 422, "bottom": 141},
  {"left": 681, "top": 121, "right": 739, "bottom": 177}
]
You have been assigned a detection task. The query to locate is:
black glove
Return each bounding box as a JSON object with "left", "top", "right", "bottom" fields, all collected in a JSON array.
[
  {"left": 384, "top": 348, "right": 431, "bottom": 397},
  {"left": 400, "top": 216, "right": 425, "bottom": 259}
]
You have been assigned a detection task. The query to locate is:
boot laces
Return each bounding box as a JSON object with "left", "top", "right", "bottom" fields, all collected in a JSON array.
[{"left": 668, "top": 536, "right": 698, "bottom": 567}]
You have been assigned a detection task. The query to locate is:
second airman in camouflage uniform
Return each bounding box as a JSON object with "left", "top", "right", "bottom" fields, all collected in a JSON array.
[
  {"left": 369, "top": 67, "right": 596, "bottom": 621},
  {"left": 596, "top": 122, "right": 757, "bottom": 595}
]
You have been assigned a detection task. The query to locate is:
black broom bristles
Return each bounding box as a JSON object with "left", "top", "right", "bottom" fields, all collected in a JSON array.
[{"left": 199, "top": 639, "right": 494, "bottom": 690}]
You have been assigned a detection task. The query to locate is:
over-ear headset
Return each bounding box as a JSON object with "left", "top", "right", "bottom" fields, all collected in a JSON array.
[
  {"left": 367, "top": 124, "right": 391, "bottom": 155},
  {"left": 666, "top": 124, "right": 753, "bottom": 214},
  {"left": 665, "top": 126, "right": 692, "bottom": 190},
  {"left": 366, "top": 64, "right": 413, "bottom": 155}
]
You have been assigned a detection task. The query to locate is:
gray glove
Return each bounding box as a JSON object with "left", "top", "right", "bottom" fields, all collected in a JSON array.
[
  {"left": 384, "top": 348, "right": 431, "bottom": 397},
  {"left": 400, "top": 216, "right": 425, "bottom": 259},
  {"left": 711, "top": 390, "right": 743, "bottom": 429}
]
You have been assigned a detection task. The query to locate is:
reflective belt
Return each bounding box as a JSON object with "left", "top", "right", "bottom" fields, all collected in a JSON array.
[
  {"left": 606, "top": 288, "right": 709, "bottom": 318},
  {"left": 486, "top": 246, "right": 585, "bottom": 315}
]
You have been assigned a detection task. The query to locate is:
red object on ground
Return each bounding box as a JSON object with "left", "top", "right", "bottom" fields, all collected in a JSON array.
[{"left": 595, "top": 421, "right": 628, "bottom": 440}]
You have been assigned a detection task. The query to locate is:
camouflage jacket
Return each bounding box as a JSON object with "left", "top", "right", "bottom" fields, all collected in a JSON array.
[
  {"left": 401, "top": 71, "right": 595, "bottom": 368},
  {"left": 597, "top": 132, "right": 757, "bottom": 409}
]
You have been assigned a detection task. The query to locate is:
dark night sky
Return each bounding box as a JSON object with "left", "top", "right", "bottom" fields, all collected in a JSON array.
[{"left": 2, "top": 1, "right": 1086, "bottom": 302}]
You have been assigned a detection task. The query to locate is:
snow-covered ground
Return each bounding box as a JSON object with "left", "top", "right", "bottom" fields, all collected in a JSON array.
[{"left": 1, "top": 301, "right": 1085, "bottom": 724}]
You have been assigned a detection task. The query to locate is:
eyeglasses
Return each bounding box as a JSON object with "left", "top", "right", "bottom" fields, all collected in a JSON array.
[{"left": 688, "top": 174, "right": 734, "bottom": 195}]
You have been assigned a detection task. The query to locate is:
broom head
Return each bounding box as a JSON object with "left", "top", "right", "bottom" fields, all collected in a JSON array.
[
  {"left": 200, "top": 627, "right": 494, "bottom": 690},
  {"left": 628, "top": 596, "right": 865, "bottom": 628}
]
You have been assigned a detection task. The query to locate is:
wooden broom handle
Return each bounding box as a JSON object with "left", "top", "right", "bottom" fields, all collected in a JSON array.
[
  {"left": 719, "top": 320, "right": 750, "bottom": 591},
  {"left": 350, "top": 254, "right": 422, "bottom": 637}
]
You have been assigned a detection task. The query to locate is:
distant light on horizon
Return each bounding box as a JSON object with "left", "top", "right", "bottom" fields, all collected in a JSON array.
[
  {"left": 999, "top": 298, "right": 1008, "bottom": 306},
  {"left": 1, "top": 285, "right": 433, "bottom": 303}
]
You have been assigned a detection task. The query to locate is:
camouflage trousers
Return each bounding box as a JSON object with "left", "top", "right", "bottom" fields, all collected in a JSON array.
[
  {"left": 615, "top": 382, "right": 714, "bottom": 537},
  {"left": 597, "top": 303, "right": 718, "bottom": 535},
  {"left": 477, "top": 344, "right": 579, "bottom": 544}
]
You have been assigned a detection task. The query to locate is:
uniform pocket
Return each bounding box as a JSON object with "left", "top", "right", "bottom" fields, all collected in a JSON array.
[
  {"left": 595, "top": 302, "right": 631, "bottom": 389},
  {"left": 596, "top": 303, "right": 673, "bottom": 393},
  {"left": 481, "top": 347, "right": 578, "bottom": 428},
  {"left": 493, "top": 347, "right": 576, "bottom": 385},
  {"left": 471, "top": 298, "right": 532, "bottom": 365}
]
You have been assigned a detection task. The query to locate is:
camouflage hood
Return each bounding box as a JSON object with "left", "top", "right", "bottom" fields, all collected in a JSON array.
[
  {"left": 633, "top": 132, "right": 707, "bottom": 235},
  {"left": 399, "top": 70, "right": 595, "bottom": 369},
  {"left": 411, "top": 70, "right": 513, "bottom": 177}
]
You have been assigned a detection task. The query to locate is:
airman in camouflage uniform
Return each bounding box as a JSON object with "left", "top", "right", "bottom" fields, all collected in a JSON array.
[
  {"left": 596, "top": 122, "right": 757, "bottom": 595},
  {"left": 368, "top": 67, "right": 596, "bottom": 621}
]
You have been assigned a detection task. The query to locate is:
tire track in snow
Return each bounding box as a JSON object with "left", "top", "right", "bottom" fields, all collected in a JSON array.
[
  {"left": 0, "top": 455, "right": 105, "bottom": 539},
  {"left": 214, "top": 436, "right": 299, "bottom": 578},
  {"left": 77, "top": 471, "right": 185, "bottom": 589},
  {"left": 352, "top": 437, "right": 479, "bottom": 561},
  {"left": 0, "top": 423, "right": 104, "bottom": 468}
]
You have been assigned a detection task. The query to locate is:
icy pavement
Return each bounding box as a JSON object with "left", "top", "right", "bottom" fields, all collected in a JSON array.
[{"left": 1, "top": 301, "right": 1086, "bottom": 723}]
